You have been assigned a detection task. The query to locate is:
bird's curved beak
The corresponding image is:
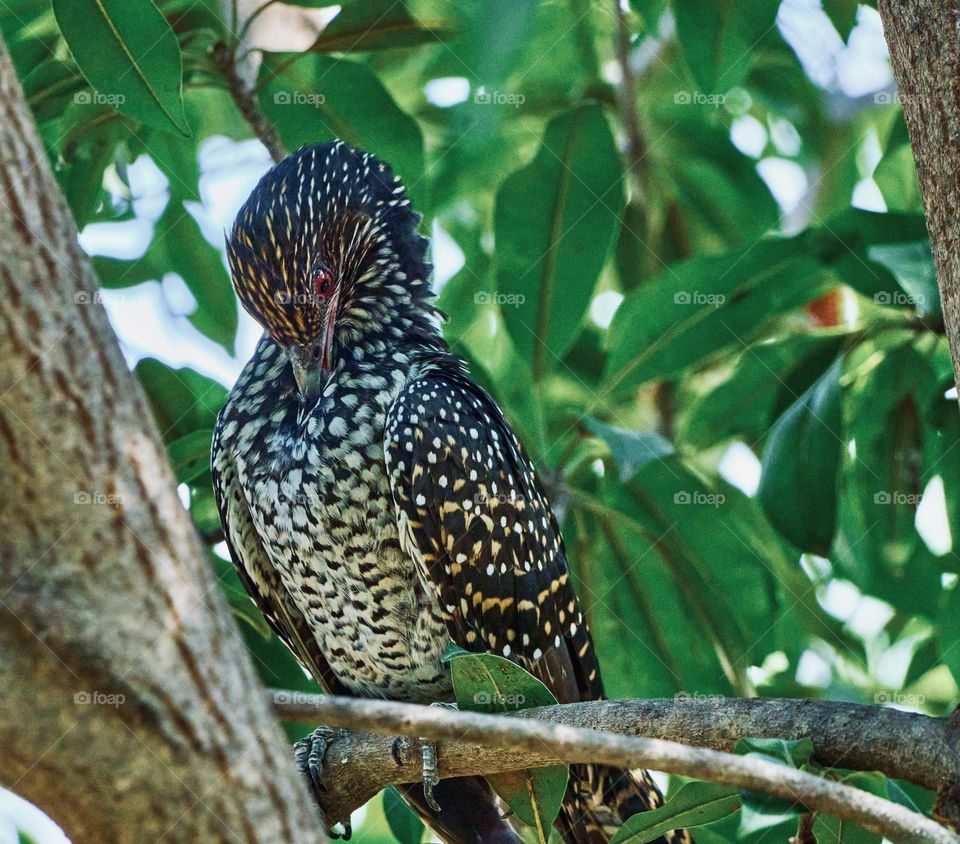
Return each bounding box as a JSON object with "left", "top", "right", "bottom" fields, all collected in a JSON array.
[
  {"left": 287, "top": 286, "right": 339, "bottom": 404},
  {"left": 288, "top": 345, "right": 324, "bottom": 403}
]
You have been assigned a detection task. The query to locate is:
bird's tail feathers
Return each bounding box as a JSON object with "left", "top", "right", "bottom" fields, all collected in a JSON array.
[{"left": 557, "top": 764, "right": 692, "bottom": 844}]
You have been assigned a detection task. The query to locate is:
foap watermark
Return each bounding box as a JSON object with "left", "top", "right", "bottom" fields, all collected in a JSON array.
[
  {"left": 874, "top": 491, "right": 923, "bottom": 506},
  {"left": 475, "top": 291, "right": 525, "bottom": 307},
  {"left": 874, "top": 690, "right": 925, "bottom": 707},
  {"left": 873, "top": 90, "right": 917, "bottom": 107},
  {"left": 273, "top": 90, "right": 326, "bottom": 108},
  {"left": 275, "top": 290, "right": 324, "bottom": 307},
  {"left": 74, "top": 690, "right": 125, "bottom": 707},
  {"left": 674, "top": 490, "right": 725, "bottom": 508},
  {"left": 674, "top": 90, "right": 726, "bottom": 108},
  {"left": 674, "top": 690, "right": 726, "bottom": 703},
  {"left": 273, "top": 690, "right": 321, "bottom": 706},
  {"left": 674, "top": 290, "right": 725, "bottom": 307},
  {"left": 474, "top": 491, "right": 526, "bottom": 509},
  {"left": 74, "top": 490, "right": 124, "bottom": 507},
  {"left": 875, "top": 290, "right": 925, "bottom": 308},
  {"left": 474, "top": 88, "right": 525, "bottom": 108},
  {"left": 74, "top": 90, "right": 125, "bottom": 108},
  {"left": 474, "top": 691, "right": 525, "bottom": 706},
  {"left": 75, "top": 290, "right": 126, "bottom": 306}
]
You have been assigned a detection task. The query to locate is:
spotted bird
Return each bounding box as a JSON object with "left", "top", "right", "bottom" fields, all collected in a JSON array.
[{"left": 212, "top": 141, "right": 687, "bottom": 844}]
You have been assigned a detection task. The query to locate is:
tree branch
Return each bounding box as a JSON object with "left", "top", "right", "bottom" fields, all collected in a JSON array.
[{"left": 273, "top": 692, "right": 960, "bottom": 842}]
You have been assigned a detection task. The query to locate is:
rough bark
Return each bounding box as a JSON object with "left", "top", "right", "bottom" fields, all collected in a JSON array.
[
  {"left": 0, "top": 38, "right": 325, "bottom": 844},
  {"left": 878, "top": 0, "right": 960, "bottom": 392}
]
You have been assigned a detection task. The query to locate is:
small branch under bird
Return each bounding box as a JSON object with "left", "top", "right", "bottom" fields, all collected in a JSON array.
[{"left": 212, "top": 141, "right": 688, "bottom": 844}]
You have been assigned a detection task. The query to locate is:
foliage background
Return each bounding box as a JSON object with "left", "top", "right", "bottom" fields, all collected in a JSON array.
[{"left": 0, "top": 0, "right": 958, "bottom": 841}]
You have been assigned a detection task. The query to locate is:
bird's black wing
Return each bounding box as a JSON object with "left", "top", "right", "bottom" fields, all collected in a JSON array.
[
  {"left": 384, "top": 361, "right": 600, "bottom": 705},
  {"left": 211, "top": 423, "right": 346, "bottom": 695},
  {"left": 384, "top": 361, "right": 679, "bottom": 844}
]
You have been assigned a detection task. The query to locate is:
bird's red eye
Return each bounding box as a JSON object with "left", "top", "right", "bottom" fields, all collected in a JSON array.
[{"left": 314, "top": 268, "right": 334, "bottom": 298}]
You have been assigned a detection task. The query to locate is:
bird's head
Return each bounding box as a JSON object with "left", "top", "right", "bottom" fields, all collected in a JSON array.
[{"left": 226, "top": 141, "right": 433, "bottom": 402}]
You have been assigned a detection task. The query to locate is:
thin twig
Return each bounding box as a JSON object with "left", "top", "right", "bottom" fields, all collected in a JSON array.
[{"left": 211, "top": 41, "right": 286, "bottom": 164}]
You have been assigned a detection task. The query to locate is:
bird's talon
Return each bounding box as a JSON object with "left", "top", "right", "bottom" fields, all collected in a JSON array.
[
  {"left": 421, "top": 738, "right": 442, "bottom": 812},
  {"left": 390, "top": 736, "right": 404, "bottom": 767},
  {"left": 294, "top": 724, "right": 349, "bottom": 827}
]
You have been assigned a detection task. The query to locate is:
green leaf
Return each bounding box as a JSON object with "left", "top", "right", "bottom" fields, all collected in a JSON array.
[
  {"left": 808, "top": 209, "right": 929, "bottom": 299},
  {"left": 604, "top": 241, "right": 837, "bottom": 393},
  {"left": 681, "top": 331, "right": 849, "bottom": 449},
  {"left": 449, "top": 652, "right": 568, "bottom": 838},
  {"left": 259, "top": 52, "right": 426, "bottom": 211},
  {"left": 52, "top": 0, "right": 189, "bottom": 135},
  {"left": 310, "top": 0, "right": 454, "bottom": 52},
  {"left": 651, "top": 114, "right": 779, "bottom": 251},
  {"left": 160, "top": 205, "right": 238, "bottom": 352},
  {"left": 867, "top": 241, "right": 941, "bottom": 317},
  {"left": 813, "top": 811, "right": 881, "bottom": 843},
  {"left": 134, "top": 359, "right": 227, "bottom": 443},
  {"left": 733, "top": 737, "right": 815, "bottom": 767},
  {"left": 21, "top": 56, "right": 85, "bottom": 123},
  {"left": 609, "top": 782, "right": 740, "bottom": 844},
  {"left": 583, "top": 417, "right": 674, "bottom": 480},
  {"left": 937, "top": 583, "right": 960, "bottom": 687},
  {"left": 582, "top": 459, "right": 806, "bottom": 698},
  {"left": 758, "top": 357, "right": 843, "bottom": 555},
  {"left": 834, "top": 344, "right": 942, "bottom": 613},
  {"left": 673, "top": 0, "right": 778, "bottom": 91},
  {"left": 168, "top": 429, "right": 214, "bottom": 484},
  {"left": 383, "top": 786, "right": 425, "bottom": 844},
  {"left": 874, "top": 120, "right": 924, "bottom": 214},
  {"left": 734, "top": 750, "right": 805, "bottom": 825},
  {"left": 495, "top": 103, "right": 623, "bottom": 379},
  {"left": 823, "top": 0, "right": 860, "bottom": 40}
]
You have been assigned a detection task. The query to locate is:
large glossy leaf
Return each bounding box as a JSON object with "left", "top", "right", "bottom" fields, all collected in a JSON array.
[
  {"left": 604, "top": 240, "right": 837, "bottom": 393},
  {"left": 52, "top": 0, "right": 189, "bottom": 135},
  {"left": 449, "top": 652, "right": 568, "bottom": 839},
  {"left": 495, "top": 104, "right": 623, "bottom": 378},
  {"left": 868, "top": 241, "right": 941, "bottom": 318},
  {"left": 579, "top": 457, "right": 807, "bottom": 698},
  {"left": 833, "top": 343, "right": 942, "bottom": 614},
  {"left": 650, "top": 113, "right": 779, "bottom": 252},
  {"left": 168, "top": 429, "right": 214, "bottom": 484},
  {"left": 310, "top": 0, "right": 453, "bottom": 52},
  {"left": 609, "top": 782, "right": 740, "bottom": 844},
  {"left": 806, "top": 209, "right": 929, "bottom": 300},
  {"left": 681, "top": 331, "right": 850, "bottom": 449},
  {"left": 134, "top": 359, "right": 226, "bottom": 442},
  {"left": 21, "top": 57, "right": 85, "bottom": 124},
  {"left": 874, "top": 117, "right": 924, "bottom": 213},
  {"left": 259, "top": 52, "right": 426, "bottom": 211},
  {"left": 758, "top": 357, "right": 843, "bottom": 555},
  {"left": 673, "top": 0, "right": 779, "bottom": 92},
  {"left": 382, "top": 787, "right": 425, "bottom": 844}
]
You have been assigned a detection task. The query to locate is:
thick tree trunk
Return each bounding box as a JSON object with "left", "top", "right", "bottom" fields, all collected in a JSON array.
[
  {"left": 878, "top": 0, "right": 960, "bottom": 395},
  {"left": 0, "top": 38, "right": 325, "bottom": 844}
]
